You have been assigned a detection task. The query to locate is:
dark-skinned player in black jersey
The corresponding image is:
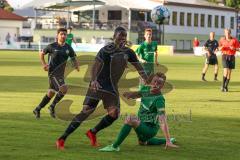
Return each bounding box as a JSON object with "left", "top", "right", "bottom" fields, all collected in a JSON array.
[
  {"left": 33, "top": 28, "right": 79, "bottom": 119},
  {"left": 56, "top": 26, "right": 148, "bottom": 150}
]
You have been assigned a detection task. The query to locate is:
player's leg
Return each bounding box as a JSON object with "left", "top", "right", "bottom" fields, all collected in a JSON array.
[
  {"left": 48, "top": 84, "right": 68, "bottom": 118},
  {"left": 56, "top": 97, "right": 99, "bottom": 150},
  {"left": 99, "top": 115, "right": 140, "bottom": 152},
  {"left": 134, "top": 122, "right": 158, "bottom": 145},
  {"left": 214, "top": 64, "right": 219, "bottom": 81},
  {"left": 221, "top": 54, "right": 228, "bottom": 92},
  {"left": 87, "top": 94, "right": 120, "bottom": 146},
  {"left": 224, "top": 69, "right": 232, "bottom": 92},
  {"left": 87, "top": 106, "right": 119, "bottom": 146},
  {"left": 202, "top": 63, "right": 209, "bottom": 81},
  {"left": 33, "top": 89, "right": 55, "bottom": 118}
]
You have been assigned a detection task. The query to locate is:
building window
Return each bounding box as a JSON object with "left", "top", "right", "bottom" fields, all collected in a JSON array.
[
  {"left": 221, "top": 16, "right": 225, "bottom": 28},
  {"left": 180, "top": 12, "right": 185, "bottom": 26},
  {"left": 194, "top": 13, "right": 198, "bottom": 27},
  {"left": 187, "top": 13, "right": 192, "bottom": 26},
  {"left": 230, "top": 17, "right": 235, "bottom": 29},
  {"left": 131, "top": 10, "right": 145, "bottom": 21},
  {"left": 108, "top": 10, "right": 122, "bottom": 20},
  {"left": 200, "top": 14, "right": 205, "bottom": 27},
  {"left": 215, "top": 15, "right": 219, "bottom": 28},
  {"left": 208, "top": 15, "right": 212, "bottom": 28},
  {"left": 172, "top": 11, "right": 177, "bottom": 25}
]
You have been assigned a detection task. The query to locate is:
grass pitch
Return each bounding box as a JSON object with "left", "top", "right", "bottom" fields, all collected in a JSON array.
[{"left": 0, "top": 50, "right": 240, "bottom": 160}]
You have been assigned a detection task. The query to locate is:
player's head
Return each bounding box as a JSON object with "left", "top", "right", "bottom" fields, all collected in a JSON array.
[
  {"left": 113, "top": 26, "right": 127, "bottom": 48},
  {"left": 209, "top": 32, "right": 215, "bottom": 40},
  {"left": 144, "top": 28, "right": 152, "bottom": 43},
  {"left": 224, "top": 28, "right": 231, "bottom": 38},
  {"left": 67, "top": 27, "right": 72, "bottom": 34},
  {"left": 57, "top": 28, "right": 67, "bottom": 43},
  {"left": 149, "top": 72, "right": 166, "bottom": 93}
]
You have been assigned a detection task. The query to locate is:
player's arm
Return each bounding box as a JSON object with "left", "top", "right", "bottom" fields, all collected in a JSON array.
[
  {"left": 136, "top": 45, "right": 146, "bottom": 63},
  {"left": 90, "top": 52, "right": 103, "bottom": 91},
  {"left": 123, "top": 91, "right": 142, "bottom": 99},
  {"left": 158, "top": 114, "right": 178, "bottom": 149},
  {"left": 39, "top": 46, "right": 50, "bottom": 71},
  {"left": 129, "top": 50, "right": 149, "bottom": 83},
  {"left": 132, "top": 62, "right": 149, "bottom": 84},
  {"left": 69, "top": 47, "right": 79, "bottom": 71},
  {"left": 155, "top": 50, "right": 159, "bottom": 65}
]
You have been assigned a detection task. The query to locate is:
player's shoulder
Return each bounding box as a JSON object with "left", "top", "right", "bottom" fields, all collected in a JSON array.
[
  {"left": 47, "top": 42, "right": 57, "bottom": 48},
  {"left": 219, "top": 37, "right": 225, "bottom": 41},
  {"left": 100, "top": 42, "right": 117, "bottom": 53}
]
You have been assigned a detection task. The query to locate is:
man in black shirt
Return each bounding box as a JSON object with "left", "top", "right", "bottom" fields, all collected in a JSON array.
[
  {"left": 56, "top": 26, "right": 148, "bottom": 150},
  {"left": 33, "top": 28, "right": 79, "bottom": 118},
  {"left": 201, "top": 32, "right": 219, "bottom": 81}
]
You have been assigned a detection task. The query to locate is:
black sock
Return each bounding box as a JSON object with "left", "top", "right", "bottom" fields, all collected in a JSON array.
[
  {"left": 214, "top": 73, "right": 218, "bottom": 79},
  {"left": 36, "top": 94, "right": 51, "bottom": 110},
  {"left": 202, "top": 73, "right": 205, "bottom": 79},
  {"left": 91, "top": 115, "right": 117, "bottom": 134},
  {"left": 50, "top": 92, "right": 64, "bottom": 108},
  {"left": 225, "top": 79, "right": 230, "bottom": 88},
  {"left": 59, "top": 109, "right": 93, "bottom": 141},
  {"left": 222, "top": 76, "right": 227, "bottom": 88}
]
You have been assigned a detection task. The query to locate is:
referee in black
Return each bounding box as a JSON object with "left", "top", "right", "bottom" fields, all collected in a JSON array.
[
  {"left": 33, "top": 28, "right": 79, "bottom": 118},
  {"left": 201, "top": 32, "right": 219, "bottom": 81}
]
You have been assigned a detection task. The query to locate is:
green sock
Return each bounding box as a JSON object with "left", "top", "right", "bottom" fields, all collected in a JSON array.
[
  {"left": 113, "top": 124, "right": 132, "bottom": 148},
  {"left": 147, "top": 137, "right": 166, "bottom": 145}
]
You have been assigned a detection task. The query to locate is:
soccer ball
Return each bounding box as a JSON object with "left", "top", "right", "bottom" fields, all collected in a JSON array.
[{"left": 151, "top": 6, "right": 170, "bottom": 25}]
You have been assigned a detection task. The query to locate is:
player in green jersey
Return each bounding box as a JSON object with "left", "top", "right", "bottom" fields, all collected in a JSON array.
[
  {"left": 99, "top": 72, "right": 178, "bottom": 152},
  {"left": 66, "top": 27, "right": 77, "bottom": 46},
  {"left": 136, "top": 28, "right": 159, "bottom": 92}
]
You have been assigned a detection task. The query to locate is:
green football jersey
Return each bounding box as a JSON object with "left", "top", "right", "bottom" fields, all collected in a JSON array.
[
  {"left": 138, "top": 92, "right": 165, "bottom": 127},
  {"left": 136, "top": 41, "right": 158, "bottom": 75},
  {"left": 66, "top": 33, "right": 74, "bottom": 46}
]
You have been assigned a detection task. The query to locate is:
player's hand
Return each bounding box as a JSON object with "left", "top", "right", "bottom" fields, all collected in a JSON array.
[
  {"left": 139, "top": 59, "right": 146, "bottom": 64},
  {"left": 165, "top": 141, "right": 179, "bottom": 149},
  {"left": 43, "top": 64, "right": 49, "bottom": 71},
  {"left": 90, "top": 80, "right": 101, "bottom": 92},
  {"left": 123, "top": 92, "right": 133, "bottom": 99}
]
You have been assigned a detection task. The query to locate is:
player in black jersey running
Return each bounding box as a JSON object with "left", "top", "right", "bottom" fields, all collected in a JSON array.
[{"left": 33, "top": 28, "right": 79, "bottom": 119}]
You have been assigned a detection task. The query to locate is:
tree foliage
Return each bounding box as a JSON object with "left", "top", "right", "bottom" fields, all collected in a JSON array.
[{"left": 0, "top": 0, "right": 14, "bottom": 12}]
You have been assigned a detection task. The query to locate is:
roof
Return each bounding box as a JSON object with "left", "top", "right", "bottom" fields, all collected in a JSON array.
[{"left": 0, "top": 9, "right": 27, "bottom": 21}]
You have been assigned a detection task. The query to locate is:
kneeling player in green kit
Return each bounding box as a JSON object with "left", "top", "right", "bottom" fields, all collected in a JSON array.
[{"left": 99, "top": 72, "right": 178, "bottom": 152}]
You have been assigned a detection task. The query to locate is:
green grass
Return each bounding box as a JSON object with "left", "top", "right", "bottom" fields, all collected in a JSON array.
[{"left": 0, "top": 50, "right": 240, "bottom": 160}]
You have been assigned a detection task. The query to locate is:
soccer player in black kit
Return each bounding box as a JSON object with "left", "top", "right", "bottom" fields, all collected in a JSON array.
[
  {"left": 201, "top": 32, "right": 219, "bottom": 81},
  {"left": 33, "top": 28, "right": 79, "bottom": 118},
  {"left": 56, "top": 26, "right": 148, "bottom": 150}
]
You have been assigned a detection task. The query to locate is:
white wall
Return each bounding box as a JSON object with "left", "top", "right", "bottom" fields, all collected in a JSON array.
[
  {"left": 165, "top": 5, "right": 237, "bottom": 36},
  {"left": 0, "top": 20, "right": 23, "bottom": 43}
]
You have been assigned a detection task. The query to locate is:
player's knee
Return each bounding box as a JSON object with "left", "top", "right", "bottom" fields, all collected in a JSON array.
[
  {"left": 82, "top": 105, "right": 95, "bottom": 114},
  {"left": 59, "top": 85, "right": 68, "bottom": 95},
  {"left": 108, "top": 107, "right": 119, "bottom": 119},
  {"left": 47, "top": 90, "right": 55, "bottom": 98}
]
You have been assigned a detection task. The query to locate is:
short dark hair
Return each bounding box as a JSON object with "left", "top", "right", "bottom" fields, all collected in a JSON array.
[
  {"left": 148, "top": 72, "right": 166, "bottom": 84},
  {"left": 113, "top": 26, "right": 127, "bottom": 39},
  {"left": 57, "top": 28, "right": 67, "bottom": 34}
]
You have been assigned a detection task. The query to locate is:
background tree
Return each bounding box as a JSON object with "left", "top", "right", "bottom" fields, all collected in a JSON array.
[{"left": 0, "top": 0, "right": 14, "bottom": 12}]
